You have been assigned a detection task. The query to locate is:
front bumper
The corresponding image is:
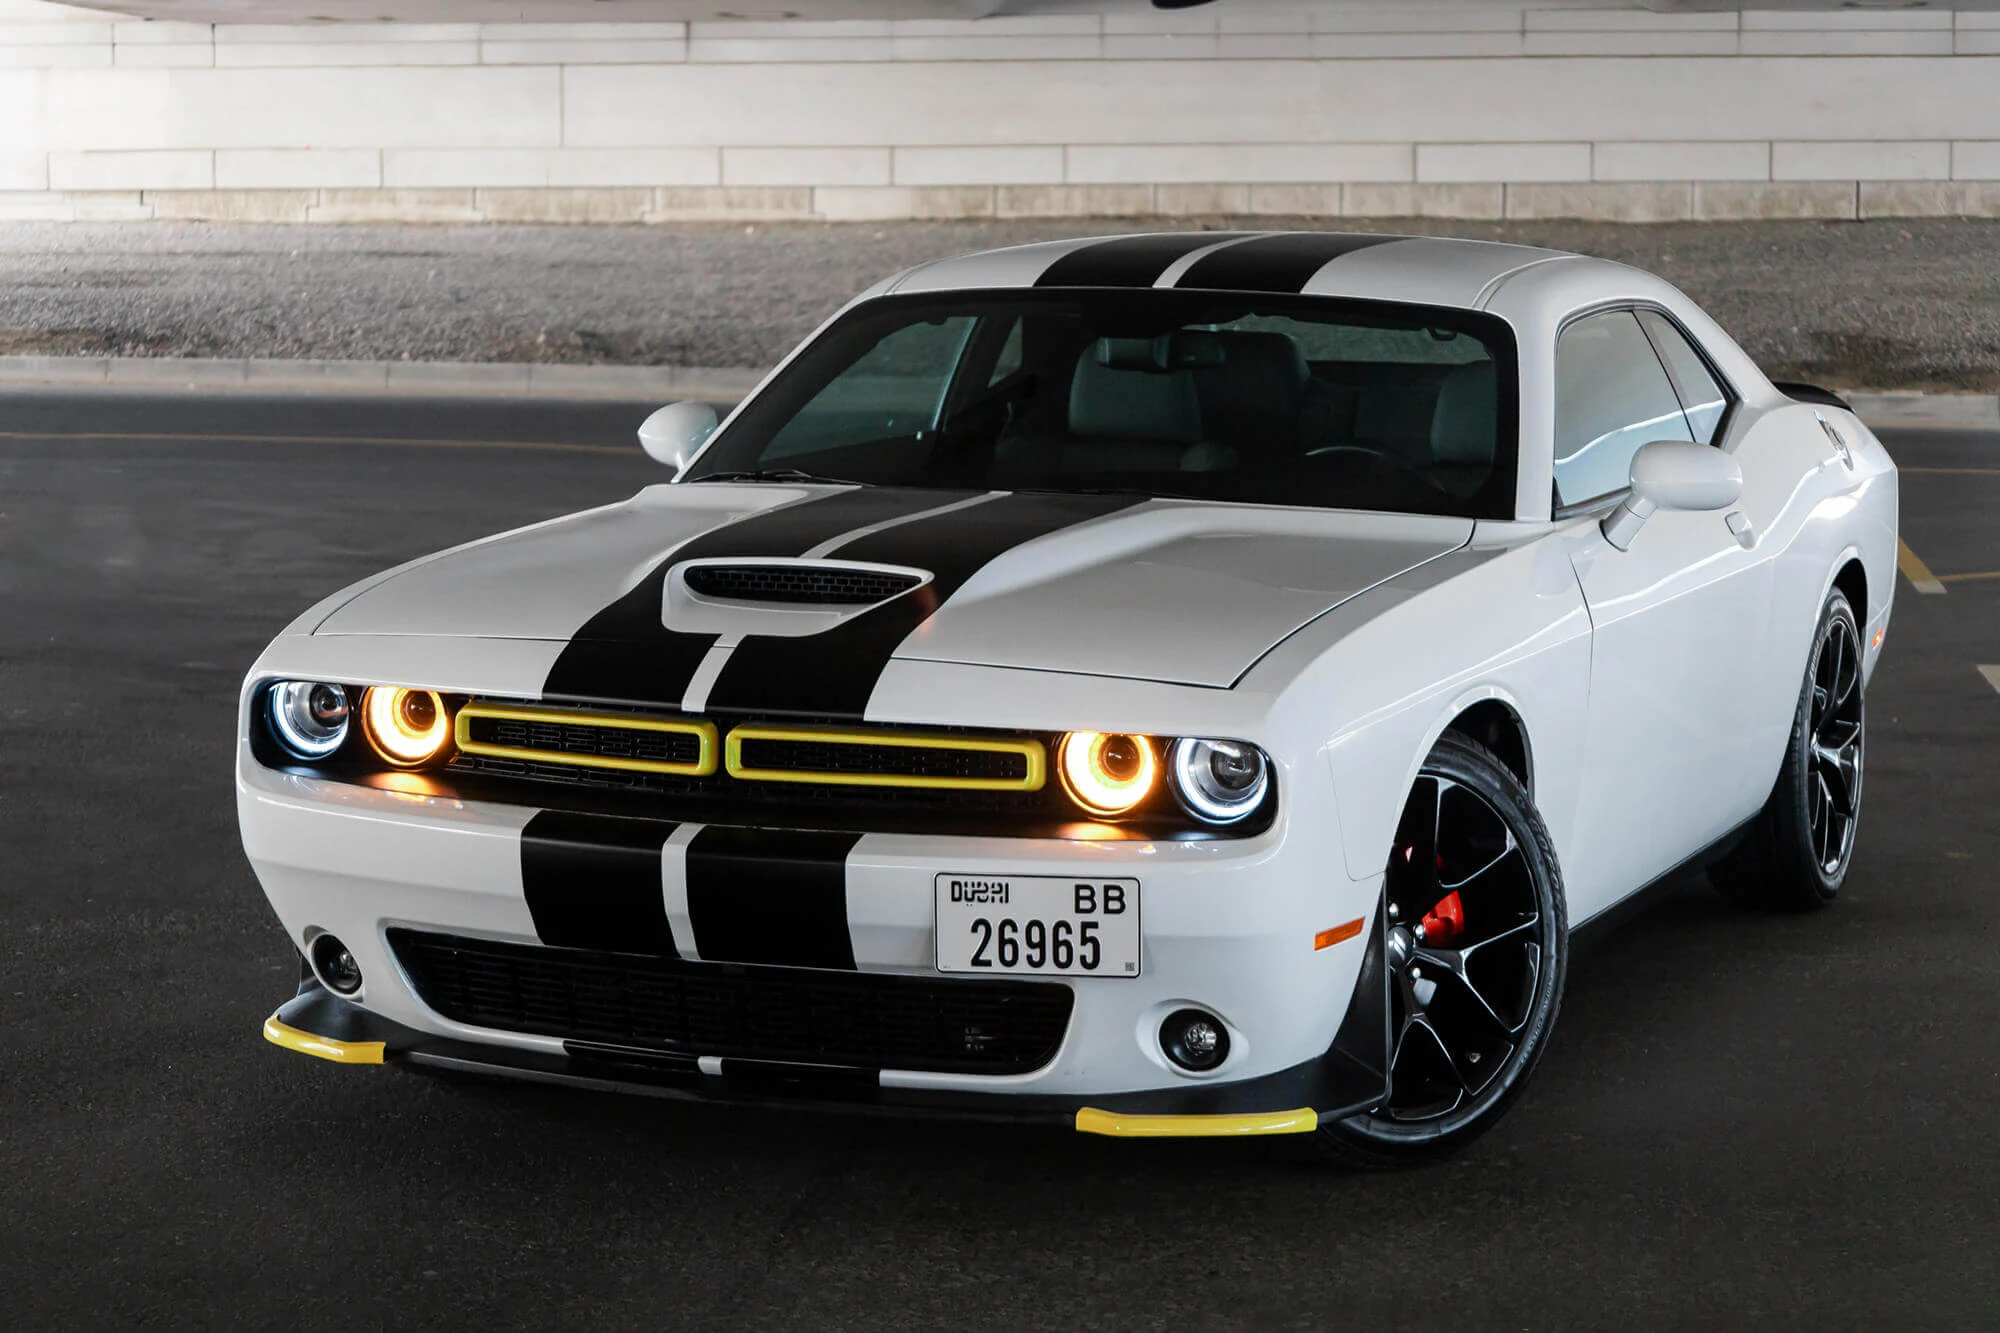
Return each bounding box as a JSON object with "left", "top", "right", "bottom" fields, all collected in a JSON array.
[
  {"left": 242, "top": 744, "right": 1388, "bottom": 1130},
  {"left": 267, "top": 977, "right": 1387, "bottom": 1136}
]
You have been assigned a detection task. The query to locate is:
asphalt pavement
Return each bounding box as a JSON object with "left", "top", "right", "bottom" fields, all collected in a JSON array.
[
  {"left": 2, "top": 393, "right": 1996, "bottom": 1329},
  {"left": 5, "top": 217, "right": 2000, "bottom": 390}
]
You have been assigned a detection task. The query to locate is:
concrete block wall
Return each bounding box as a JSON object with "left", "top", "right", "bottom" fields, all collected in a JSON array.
[{"left": 4, "top": 1, "right": 2000, "bottom": 222}]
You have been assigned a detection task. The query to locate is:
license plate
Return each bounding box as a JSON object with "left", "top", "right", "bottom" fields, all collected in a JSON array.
[{"left": 934, "top": 874, "right": 1140, "bottom": 977}]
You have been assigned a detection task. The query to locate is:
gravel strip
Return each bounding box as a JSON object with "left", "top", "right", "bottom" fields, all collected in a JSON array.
[{"left": 2, "top": 217, "right": 1996, "bottom": 390}]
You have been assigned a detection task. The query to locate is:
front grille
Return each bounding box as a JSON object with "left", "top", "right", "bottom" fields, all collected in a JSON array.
[
  {"left": 465, "top": 714, "right": 703, "bottom": 768},
  {"left": 684, "top": 563, "right": 923, "bottom": 605},
  {"left": 390, "top": 930, "right": 1074, "bottom": 1075},
  {"left": 737, "top": 736, "right": 1028, "bottom": 784}
]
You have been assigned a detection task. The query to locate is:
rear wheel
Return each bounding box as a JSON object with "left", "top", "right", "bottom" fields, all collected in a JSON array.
[
  {"left": 1712, "top": 589, "right": 1864, "bottom": 911},
  {"left": 1315, "top": 733, "right": 1567, "bottom": 1168}
]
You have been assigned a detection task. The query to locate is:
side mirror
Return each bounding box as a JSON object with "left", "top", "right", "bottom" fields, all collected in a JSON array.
[
  {"left": 1601, "top": 440, "right": 1743, "bottom": 550},
  {"left": 638, "top": 401, "right": 718, "bottom": 473}
]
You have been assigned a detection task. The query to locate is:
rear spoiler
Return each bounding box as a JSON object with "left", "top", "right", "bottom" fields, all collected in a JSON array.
[{"left": 1771, "top": 381, "right": 1853, "bottom": 413}]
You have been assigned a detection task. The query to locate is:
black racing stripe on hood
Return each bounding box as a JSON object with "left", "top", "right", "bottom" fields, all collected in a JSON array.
[
  {"left": 541, "top": 486, "right": 973, "bottom": 709},
  {"left": 521, "top": 811, "right": 681, "bottom": 956},
  {"left": 1034, "top": 233, "right": 1250, "bottom": 288},
  {"left": 704, "top": 490, "right": 1148, "bottom": 719},
  {"left": 1174, "top": 232, "right": 1399, "bottom": 293}
]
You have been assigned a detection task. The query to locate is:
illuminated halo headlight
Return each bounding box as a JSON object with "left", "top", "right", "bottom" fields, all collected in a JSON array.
[
  {"left": 1169, "top": 738, "right": 1271, "bottom": 824},
  {"left": 1058, "top": 731, "right": 1158, "bottom": 817},
  {"left": 361, "top": 686, "right": 452, "bottom": 767},
  {"left": 266, "top": 681, "right": 350, "bottom": 760}
]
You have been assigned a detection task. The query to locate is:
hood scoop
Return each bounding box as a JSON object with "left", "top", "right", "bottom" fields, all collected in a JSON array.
[
  {"left": 665, "top": 558, "right": 934, "bottom": 638},
  {"left": 682, "top": 562, "right": 924, "bottom": 606}
]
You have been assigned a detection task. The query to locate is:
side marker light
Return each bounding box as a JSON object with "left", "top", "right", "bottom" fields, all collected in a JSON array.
[{"left": 1314, "top": 918, "right": 1366, "bottom": 950}]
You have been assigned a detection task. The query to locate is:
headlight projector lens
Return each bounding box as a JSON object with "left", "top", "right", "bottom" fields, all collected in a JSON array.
[
  {"left": 267, "top": 681, "right": 350, "bottom": 759},
  {"left": 1059, "top": 731, "right": 1157, "bottom": 816},
  {"left": 362, "top": 686, "right": 451, "bottom": 766},
  {"left": 1170, "top": 738, "right": 1270, "bottom": 824}
]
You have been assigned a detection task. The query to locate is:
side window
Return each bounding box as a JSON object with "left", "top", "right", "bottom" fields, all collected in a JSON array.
[
  {"left": 1554, "top": 310, "right": 1693, "bottom": 506},
  {"left": 764, "top": 316, "right": 975, "bottom": 460},
  {"left": 1636, "top": 310, "right": 1729, "bottom": 445}
]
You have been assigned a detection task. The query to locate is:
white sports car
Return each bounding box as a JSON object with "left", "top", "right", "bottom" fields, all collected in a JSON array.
[{"left": 242, "top": 231, "right": 1897, "bottom": 1164}]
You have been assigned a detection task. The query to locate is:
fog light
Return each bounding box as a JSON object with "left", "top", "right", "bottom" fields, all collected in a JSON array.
[
  {"left": 1160, "top": 1008, "right": 1230, "bottom": 1072},
  {"left": 309, "top": 934, "right": 363, "bottom": 996}
]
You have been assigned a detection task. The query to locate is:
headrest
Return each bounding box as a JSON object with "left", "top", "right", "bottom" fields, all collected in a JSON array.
[
  {"left": 1194, "top": 331, "right": 1311, "bottom": 411},
  {"left": 1069, "top": 350, "right": 1205, "bottom": 444},
  {"left": 1431, "top": 361, "right": 1498, "bottom": 467}
]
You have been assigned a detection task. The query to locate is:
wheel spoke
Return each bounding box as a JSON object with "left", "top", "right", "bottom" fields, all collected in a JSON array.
[{"left": 1440, "top": 835, "right": 1518, "bottom": 894}]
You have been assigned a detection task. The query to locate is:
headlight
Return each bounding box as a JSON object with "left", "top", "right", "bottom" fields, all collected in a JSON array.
[
  {"left": 1169, "top": 738, "right": 1270, "bottom": 824},
  {"left": 361, "top": 686, "right": 452, "bottom": 767},
  {"left": 1058, "top": 731, "right": 1157, "bottom": 816},
  {"left": 266, "top": 681, "right": 350, "bottom": 760}
]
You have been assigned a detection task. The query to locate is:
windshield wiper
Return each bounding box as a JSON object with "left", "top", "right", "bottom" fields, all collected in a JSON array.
[{"left": 686, "top": 468, "right": 865, "bottom": 486}]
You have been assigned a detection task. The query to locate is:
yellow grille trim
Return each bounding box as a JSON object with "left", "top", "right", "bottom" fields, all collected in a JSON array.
[
  {"left": 1074, "top": 1107, "right": 1319, "bottom": 1138},
  {"left": 453, "top": 703, "right": 719, "bottom": 777},
  {"left": 724, "top": 724, "right": 1047, "bottom": 792},
  {"left": 263, "top": 1015, "right": 384, "bottom": 1065}
]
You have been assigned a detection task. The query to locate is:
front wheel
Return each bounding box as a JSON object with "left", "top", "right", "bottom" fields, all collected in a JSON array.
[
  {"left": 1314, "top": 732, "right": 1568, "bottom": 1168},
  {"left": 1712, "top": 588, "right": 1865, "bottom": 910}
]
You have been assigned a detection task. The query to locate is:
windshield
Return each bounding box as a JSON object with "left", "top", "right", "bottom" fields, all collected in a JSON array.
[{"left": 686, "top": 291, "right": 1519, "bottom": 518}]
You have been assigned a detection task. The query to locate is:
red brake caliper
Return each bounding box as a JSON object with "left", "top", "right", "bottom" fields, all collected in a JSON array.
[{"left": 1420, "top": 891, "right": 1465, "bottom": 943}]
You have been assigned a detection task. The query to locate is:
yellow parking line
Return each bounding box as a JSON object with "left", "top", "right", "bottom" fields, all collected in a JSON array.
[
  {"left": 1938, "top": 569, "right": 2000, "bottom": 584},
  {"left": 1897, "top": 539, "right": 1946, "bottom": 595},
  {"left": 0, "top": 429, "right": 628, "bottom": 455}
]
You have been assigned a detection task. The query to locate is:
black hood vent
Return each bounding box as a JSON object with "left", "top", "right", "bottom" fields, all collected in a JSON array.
[{"left": 682, "top": 563, "right": 923, "bottom": 605}]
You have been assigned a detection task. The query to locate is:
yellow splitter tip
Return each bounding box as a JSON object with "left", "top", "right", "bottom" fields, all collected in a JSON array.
[
  {"left": 263, "top": 1014, "right": 385, "bottom": 1065},
  {"left": 1074, "top": 1107, "right": 1319, "bottom": 1137}
]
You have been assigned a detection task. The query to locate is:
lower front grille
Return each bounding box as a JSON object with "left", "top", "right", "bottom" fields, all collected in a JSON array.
[{"left": 389, "top": 930, "right": 1074, "bottom": 1076}]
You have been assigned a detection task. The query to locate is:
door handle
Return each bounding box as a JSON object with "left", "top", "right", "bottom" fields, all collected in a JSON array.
[{"left": 1725, "top": 511, "right": 1756, "bottom": 550}]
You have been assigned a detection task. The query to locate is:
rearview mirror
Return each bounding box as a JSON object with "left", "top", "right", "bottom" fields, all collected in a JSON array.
[
  {"left": 1601, "top": 440, "right": 1743, "bottom": 550},
  {"left": 638, "top": 401, "right": 719, "bottom": 473}
]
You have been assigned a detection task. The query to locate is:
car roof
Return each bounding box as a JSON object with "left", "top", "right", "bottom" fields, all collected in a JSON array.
[{"left": 882, "top": 231, "right": 1595, "bottom": 311}]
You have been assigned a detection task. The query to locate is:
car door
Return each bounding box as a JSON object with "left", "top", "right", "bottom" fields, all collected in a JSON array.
[{"left": 1556, "top": 308, "right": 1775, "bottom": 921}]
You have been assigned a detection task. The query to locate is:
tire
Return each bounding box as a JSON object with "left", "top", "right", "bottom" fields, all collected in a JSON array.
[
  {"left": 1711, "top": 589, "right": 1864, "bottom": 911},
  {"left": 1313, "top": 732, "right": 1568, "bottom": 1169}
]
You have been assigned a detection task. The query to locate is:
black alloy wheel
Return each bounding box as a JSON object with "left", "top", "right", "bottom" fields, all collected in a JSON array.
[
  {"left": 1316, "top": 732, "right": 1567, "bottom": 1167},
  {"left": 1713, "top": 588, "right": 1866, "bottom": 910}
]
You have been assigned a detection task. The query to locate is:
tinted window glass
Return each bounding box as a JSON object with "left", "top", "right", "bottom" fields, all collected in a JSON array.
[
  {"left": 765, "top": 316, "right": 974, "bottom": 460},
  {"left": 1554, "top": 310, "right": 1693, "bottom": 505},
  {"left": 1637, "top": 310, "right": 1729, "bottom": 445},
  {"left": 692, "top": 291, "right": 1520, "bottom": 519}
]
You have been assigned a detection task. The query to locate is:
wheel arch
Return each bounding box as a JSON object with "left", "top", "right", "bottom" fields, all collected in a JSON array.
[
  {"left": 1830, "top": 553, "right": 1867, "bottom": 631},
  {"left": 1441, "top": 697, "right": 1533, "bottom": 797}
]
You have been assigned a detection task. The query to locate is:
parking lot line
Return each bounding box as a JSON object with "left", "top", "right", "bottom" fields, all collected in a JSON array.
[
  {"left": 1980, "top": 666, "right": 2000, "bottom": 695},
  {"left": 1898, "top": 538, "right": 1947, "bottom": 595},
  {"left": 1939, "top": 570, "right": 2000, "bottom": 584},
  {"left": 0, "top": 429, "right": 627, "bottom": 455}
]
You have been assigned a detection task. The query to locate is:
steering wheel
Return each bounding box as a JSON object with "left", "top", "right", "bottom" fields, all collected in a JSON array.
[{"left": 1304, "top": 442, "right": 1417, "bottom": 472}]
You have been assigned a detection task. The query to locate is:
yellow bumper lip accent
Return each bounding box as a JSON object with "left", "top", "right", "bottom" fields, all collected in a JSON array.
[
  {"left": 724, "top": 723, "right": 1047, "bottom": 792},
  {"left": 1074, "top": 1107, "right": 1319, "bottom": 1138},
  {"left": 263, "top": 1014, "right": 385, "bottom": 1065},
  {"left": 453, "top": 702, "right": 719, "bottom": 777}
]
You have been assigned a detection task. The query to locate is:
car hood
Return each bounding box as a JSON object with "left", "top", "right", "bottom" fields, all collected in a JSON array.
[{"left": 313, "top": 484, "right": 1471, "bottom": 690}]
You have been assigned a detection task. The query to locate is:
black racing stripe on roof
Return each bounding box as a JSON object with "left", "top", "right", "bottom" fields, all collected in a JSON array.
[
  {"left": 1034, "top": 233, "right": 1251, "bottom": 288},
  {"left": 541, "top": 487, "right": 972, "bottom": 710},
  {"left": 704, "top": 490, "right": 1147, "bottom": 720},
  {"left": 1174, "top": 233, "right": 1400, "bottom": 293}
]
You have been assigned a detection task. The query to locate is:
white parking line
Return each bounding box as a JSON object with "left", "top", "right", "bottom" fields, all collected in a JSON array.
[{"left": 1980, "top": 665, "right": 2000, "bottom": 696}]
